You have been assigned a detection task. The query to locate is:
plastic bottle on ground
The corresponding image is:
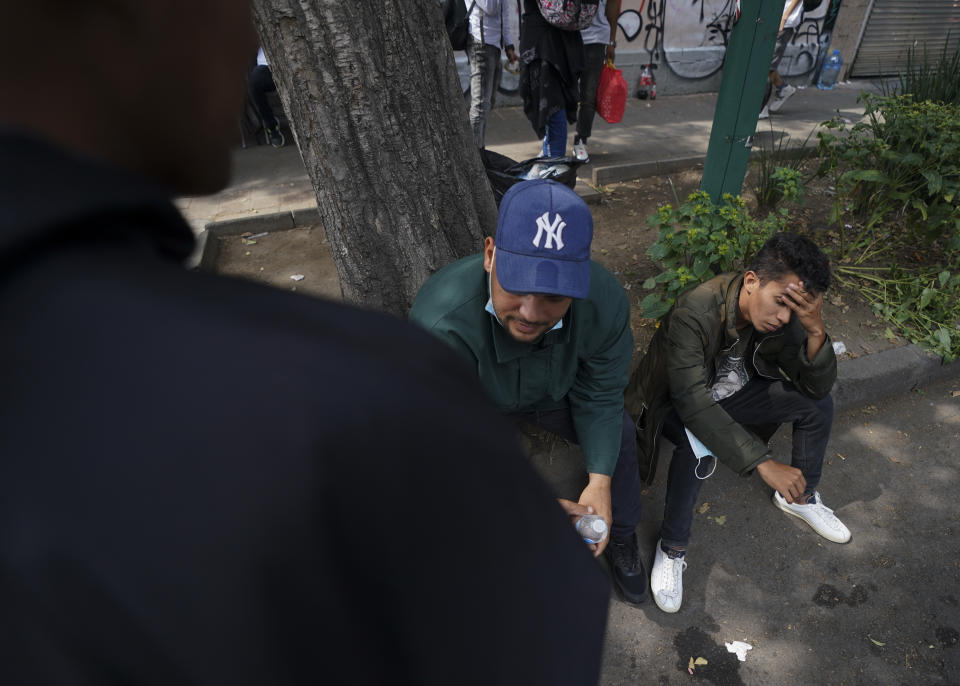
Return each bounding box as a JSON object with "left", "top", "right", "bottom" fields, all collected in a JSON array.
[{"left": 817, "top": 50, "right": 842, "bottom": 90}]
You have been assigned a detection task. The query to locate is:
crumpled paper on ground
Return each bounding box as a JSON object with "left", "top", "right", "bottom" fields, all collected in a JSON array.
[{"left": 725, "top": 641, "right": 753, "bottom": 662}]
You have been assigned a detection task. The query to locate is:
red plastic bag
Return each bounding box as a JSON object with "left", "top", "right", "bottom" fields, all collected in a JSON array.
[{"left": 597, "top": 61, "right": 627, "bottom": 124}]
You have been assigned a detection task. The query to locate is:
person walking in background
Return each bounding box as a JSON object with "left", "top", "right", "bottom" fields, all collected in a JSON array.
[
  {"left": 519, "top": 0, "right": 585, "bottom": 157},
  {"left": 466, "top": 0, "right": 518, "bottom": 148},
  {"left": 248, "top": 47, "right": 285, "bottom": 147},
  {"left": 759, "top": 0, "right": 803, "bottom": 119},
  {"left": 573, "top": 0, "right": 620, "bottom": 163}
]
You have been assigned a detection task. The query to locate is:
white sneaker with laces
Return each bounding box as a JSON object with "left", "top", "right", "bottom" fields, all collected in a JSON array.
[
  {"left": 773, "top": 491, "right": 851, "bottom": 543},
  {"left": 573, "top": 140, "right": 589, "bottom": 162},
  {"left": 650, "top": 539, "right": 687, "bottom": 613},
  {"left": 758, "top": 105, "right": 770, "bottom": 120},
  {"left": 768, "top": 83, "right": 797, "bottom": 113}
]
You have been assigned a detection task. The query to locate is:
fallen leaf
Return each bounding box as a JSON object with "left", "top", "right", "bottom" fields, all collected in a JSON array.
[
  {"left": 698, "top": 502, "right": 711, "bottom": 514},
  {"left": 951, "top": 390, "right": 960, "bottom": 398},
  {"left": 869, "top": 636, "right": 886, "bottom": 647},
  {"left": 694, "top": 657, "right": 708, "bottom": 666},
  {"left": 887, "top": 455, "right": 902, "bottom": 464},
  {"left": 688, "top": 657, "right": 695, "bottom": 671}
]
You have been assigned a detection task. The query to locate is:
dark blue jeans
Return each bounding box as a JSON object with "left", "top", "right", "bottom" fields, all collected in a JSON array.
[
  {"left": 576, "top": 43, "right": 606, "bottom": 142},
  {"left": 659, "top": 378, "right": 834, "bottom": 550},
  {"left": 506, "top": 408, "right": 644, "bottom": 540},
  {"left": 540, "top": 110, "right": 568, "bottom": 157}
]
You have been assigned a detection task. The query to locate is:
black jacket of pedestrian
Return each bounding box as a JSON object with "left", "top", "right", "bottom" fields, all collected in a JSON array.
[
  {"left": 519, "top": 0, "right": 586, "bottom": 136},
  {"left": 0, "top": 133, "right": 610, "bottom": 685}
]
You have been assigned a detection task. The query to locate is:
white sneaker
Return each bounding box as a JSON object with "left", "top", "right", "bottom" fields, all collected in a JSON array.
[
  {"left": 573, "top": 140, "right": 589, "bottom": 162},
  {"left": 773, "top": 491, "right": 851, "bottom": 543},
  {"left": 768, "top": 84, "right": 796, "bottom": 113},
  {"left": 650, "top": 539, "right": 687, "bottom": 613},
  {"left": 758, "top": 105, "right": 770, "bottom": 120}
]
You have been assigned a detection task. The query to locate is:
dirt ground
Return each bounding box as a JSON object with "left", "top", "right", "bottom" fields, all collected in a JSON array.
[{"left": 212, "top": 166, "right": 903, "bottom": 362}]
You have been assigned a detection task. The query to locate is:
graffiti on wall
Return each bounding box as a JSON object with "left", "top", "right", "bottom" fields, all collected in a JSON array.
[{"left": 615, "top": 0, "right": 843, "bottom": 82}]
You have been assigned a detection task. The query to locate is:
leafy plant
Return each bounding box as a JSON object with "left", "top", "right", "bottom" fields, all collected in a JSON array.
[
  {"left": 639, "top": 191, "right": 783, "bottom": 319},
  {"left": 816, "top": 93, "right": 960, "bottom": 263},
  {"left": 753, "top": 123, "right": 814, "bottom": 211},
  {"left": 834, "top": 264, "right": 960, "bottom": 361},
  {"left": 884, "top": 33, "right": 960, "bottom": 105}
]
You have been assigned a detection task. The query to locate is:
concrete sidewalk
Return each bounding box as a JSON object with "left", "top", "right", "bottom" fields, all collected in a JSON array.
[{"left": 176, "top": 80, "right": 873, "bottom": 235}]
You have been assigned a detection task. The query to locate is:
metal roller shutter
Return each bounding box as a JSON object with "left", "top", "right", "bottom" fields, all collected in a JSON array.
[{"left": 850, "top": 0, "right": 960, "bottom": 78}]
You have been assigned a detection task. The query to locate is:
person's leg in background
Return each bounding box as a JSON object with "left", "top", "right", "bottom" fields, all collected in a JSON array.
[
  {"left": 573, "top": 43, "right": 606, "bottom": 162},
  {"left": 541, "top": 110, "right": 568, "bottom": 157},
  {"left": 468, "top": 38, "right": 502, "bottom": 149},
  {"left": 760, "top": 27, "right": 796, "bottom": 118},
  {"left": 248, "top": 64, "right": 284, "bottom": 147}
]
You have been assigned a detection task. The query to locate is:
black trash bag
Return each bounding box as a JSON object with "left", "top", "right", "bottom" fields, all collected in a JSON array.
[{"left": 481, "top": 150, "right": 582, "bottom": 206}]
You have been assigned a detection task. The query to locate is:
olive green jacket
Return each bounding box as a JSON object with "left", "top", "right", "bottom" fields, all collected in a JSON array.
[{"left": 624, "top": 272, "right": 836, "bottom": 482}]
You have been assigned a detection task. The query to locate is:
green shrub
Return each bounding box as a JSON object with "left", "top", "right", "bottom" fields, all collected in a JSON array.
[
  {"left": 817, "top": 92, "right": 960, "bottom": 360},
  {"left": 891, "top": 34, "right": 960, "bottom": 105},
  {"left": 753, "top": 123, "right": 813, "bottom": 211},
  {"left": 817, "top": 93, "right": 960, "bottom": 261},
  {"left": 837, "top": 264, "right": 960, "bottom": 362},
  {"left": 639, "top": 191, "right": 783, "bottom": 319}
]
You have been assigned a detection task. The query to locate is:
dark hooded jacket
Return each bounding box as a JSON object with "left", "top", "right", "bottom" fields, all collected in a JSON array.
[{"left": 0, "top": 133, "right": 609, "bottom": 685}]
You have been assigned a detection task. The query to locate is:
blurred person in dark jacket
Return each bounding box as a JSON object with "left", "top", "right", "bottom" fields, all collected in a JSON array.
[{"left": 0, "top": 1, "right": 610, "bottom": 683}]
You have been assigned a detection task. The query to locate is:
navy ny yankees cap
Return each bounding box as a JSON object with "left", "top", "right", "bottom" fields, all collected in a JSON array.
[{"left": 494, "top": 180, "right": 593, "bottom": 299}]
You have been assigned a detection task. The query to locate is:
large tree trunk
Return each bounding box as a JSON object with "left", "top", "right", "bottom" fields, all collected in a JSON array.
[{"left": 251, "top": 0, "right": 498, "bottom": 315}]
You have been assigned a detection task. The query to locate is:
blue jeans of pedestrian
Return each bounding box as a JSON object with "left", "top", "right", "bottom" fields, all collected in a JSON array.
[
  {"left": 506, "top": 408, "right": 644, "bottom": 540},
  {"left": 659, "top": 378, "right": 834, "bottom": 550},
  {"left": 541, "top": 110, "right": 568, "bottom": 157}
]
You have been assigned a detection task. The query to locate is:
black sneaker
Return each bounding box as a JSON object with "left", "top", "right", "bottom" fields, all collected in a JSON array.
[
  {"left": 605, "top": 531, "right": 648, "bottom": 604},
  {"left": 266, "top": 125, "right": 285, "bottom": 148}
]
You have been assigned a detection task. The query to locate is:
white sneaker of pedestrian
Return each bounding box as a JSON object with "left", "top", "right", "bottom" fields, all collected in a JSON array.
[
  {"left": 650, "top": 539, "right": 687, "bottom": 613},
  {"left": 573, "top": 140, "right": 589, "bottom": 162},
  {"left": 768, "top": 83, "right": 797, "bottom": 113},
  {"left": 773, "top": 491, "right": 851, "bottom": 543},
  {"left": 758, "top": 105, "right": 770, "bottom": 120}
]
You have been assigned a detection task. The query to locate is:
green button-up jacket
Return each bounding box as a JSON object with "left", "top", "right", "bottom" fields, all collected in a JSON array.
[{"left": 410, "top": 254, "right": 633, "bottom": 476}]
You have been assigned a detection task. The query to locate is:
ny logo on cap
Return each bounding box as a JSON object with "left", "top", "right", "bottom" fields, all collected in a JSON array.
[{"left": 532, "top": 212, "right": 566, "bottom": 251}]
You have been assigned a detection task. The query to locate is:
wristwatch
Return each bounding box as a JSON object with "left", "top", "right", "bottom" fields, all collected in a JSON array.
[{"left": 608, "top": 40, "right": 616, "bottom": 47}]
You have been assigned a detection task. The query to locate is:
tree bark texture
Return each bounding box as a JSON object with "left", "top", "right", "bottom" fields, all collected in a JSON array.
[{"left": 251, "top": 0, "right": 499, "bottom": 315}]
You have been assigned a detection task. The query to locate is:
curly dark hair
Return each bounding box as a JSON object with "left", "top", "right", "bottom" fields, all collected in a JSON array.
[{"left": 748, "top": 232, "right": 831, "bottom": 295}]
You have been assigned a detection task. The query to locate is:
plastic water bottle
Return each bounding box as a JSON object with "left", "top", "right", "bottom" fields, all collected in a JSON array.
[
  {"left": 817, "top": 50, "right": 842, "bottom": 90},
  {"left": 575, "top": 514, "right": 609, "bottom": 544}
]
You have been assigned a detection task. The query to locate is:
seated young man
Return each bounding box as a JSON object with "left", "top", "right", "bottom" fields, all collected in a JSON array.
[
  {"left": 627, "top": 232, "right": 850, "bottom": 614},
  {"left": 410, "top": 179, "right": 648, "bottom": 605}
]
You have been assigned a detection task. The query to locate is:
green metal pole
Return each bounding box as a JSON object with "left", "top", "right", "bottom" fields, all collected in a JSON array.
[{"left": 700, "top": 0, "right": 784, "bottom": 202}]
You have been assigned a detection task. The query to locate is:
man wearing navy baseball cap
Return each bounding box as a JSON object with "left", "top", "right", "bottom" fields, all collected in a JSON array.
[{"left": 411, "top": 180, "right": 648, "bottom": 605}]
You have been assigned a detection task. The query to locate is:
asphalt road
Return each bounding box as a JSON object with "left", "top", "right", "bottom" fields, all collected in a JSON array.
[{"left": 528, "top": 376, "right": 960, "bottom": 685}]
